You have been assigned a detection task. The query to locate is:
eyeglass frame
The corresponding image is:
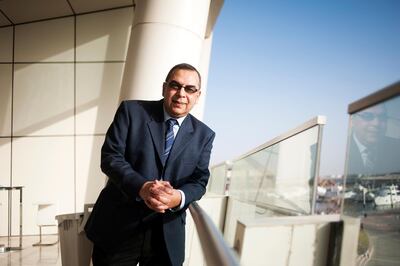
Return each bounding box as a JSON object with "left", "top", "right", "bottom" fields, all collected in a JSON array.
[
  {"left": 355, "top": 111, "right": 388, "bottom": 122},
  {"left": 164, "top": 80, "right": 200, "bottom": 95}
]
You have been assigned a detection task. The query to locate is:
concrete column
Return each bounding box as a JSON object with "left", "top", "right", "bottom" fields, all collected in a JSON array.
[{"left": 120, "top": 0, "right": 213, "bottom": 119}]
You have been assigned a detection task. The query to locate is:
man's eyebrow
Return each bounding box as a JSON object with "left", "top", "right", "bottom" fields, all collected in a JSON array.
[{"left": 170, "top": 80, "right": 197, "bottom": 87}]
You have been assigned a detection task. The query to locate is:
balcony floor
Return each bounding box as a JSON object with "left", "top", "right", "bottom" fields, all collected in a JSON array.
[{"left": 0, "top": 235, "right": 61, "bottom": 266}]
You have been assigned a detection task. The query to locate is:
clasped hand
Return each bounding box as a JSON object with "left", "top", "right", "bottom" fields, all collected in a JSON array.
[{"left": 139, "top": 180, "right": 181, "bottom": 213}]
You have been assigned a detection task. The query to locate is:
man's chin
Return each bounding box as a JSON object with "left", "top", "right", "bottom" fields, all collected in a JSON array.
[
  {"left": 171, "top": 107, "right": 186, "bottom": 116},
  {"left": 170, "top": 110, "right": 186, "bottom": 118},
  {"left": 365, "top": 136, "right": 380, "bottom": 145}
]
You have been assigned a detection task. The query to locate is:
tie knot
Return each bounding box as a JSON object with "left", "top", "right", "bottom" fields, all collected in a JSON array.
[
  {"left": 167, "top": 118, "right": 177, "bottom": 128},
  {"left": 363, "top": 147, "right": 376, "bottom": 158}
]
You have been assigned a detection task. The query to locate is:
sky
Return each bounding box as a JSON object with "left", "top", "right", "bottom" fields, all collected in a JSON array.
[{"left": 203, "top": 0, "right": 400, "bottom": 176}]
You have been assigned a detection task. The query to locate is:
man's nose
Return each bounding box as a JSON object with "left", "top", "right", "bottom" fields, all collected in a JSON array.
[
  {"left": 370, "top": 117, "right": 382, "bottom": 125},
  {"left": 176, "top": 86, "right": 187, "bottom": 96}
]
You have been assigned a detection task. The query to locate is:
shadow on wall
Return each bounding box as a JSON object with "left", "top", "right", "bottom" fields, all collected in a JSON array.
[{"left": 0, "top": 63, "right": 12, "bottom": 137}]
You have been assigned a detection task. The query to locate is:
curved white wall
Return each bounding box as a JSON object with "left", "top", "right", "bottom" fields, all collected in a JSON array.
[
  {"left": 0, "top": 0, "right": 222, "bottom": 236},
  {"left": 120, "top": 0, "right": 213, "bottom": 119}
]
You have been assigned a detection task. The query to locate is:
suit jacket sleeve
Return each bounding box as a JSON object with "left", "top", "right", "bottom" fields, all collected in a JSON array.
[
  {"left": 179, "top": 130, "right": 215, "bottom": 209},
  {"left": 100, "top": 101, "right": 147, "bottom": 199}
]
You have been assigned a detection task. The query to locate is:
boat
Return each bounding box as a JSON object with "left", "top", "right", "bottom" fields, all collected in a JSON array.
[
  {"left": 344, "top": 190, "right": 357, "bottom": 200},
  {"left": 374, "top": 184, "right": 400, "bottom": 206}
]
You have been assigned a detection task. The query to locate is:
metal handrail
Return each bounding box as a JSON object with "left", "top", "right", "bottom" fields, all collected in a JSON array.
[
  {"left": 189, "top": 202, "right": 240, "bottom": 266},
  {"left": 233, "top": 115, "right": 326, "bottom": 162},
  {"left": 348, "top": 80, "right": 400, "bottom": 114}
]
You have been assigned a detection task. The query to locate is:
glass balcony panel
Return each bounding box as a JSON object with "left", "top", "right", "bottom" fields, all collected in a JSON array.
[
  {"left": 229, "top": 125, "right": 320, "bottom": 216},
  {"left": 344, "top": 95, "right": 400, "bottom": 213},
  {"left": 208, "top": 164, "right": 227, "bottom": 195},
  {"left": 344, "top": 94, "right": 400, "bottom": 265}
]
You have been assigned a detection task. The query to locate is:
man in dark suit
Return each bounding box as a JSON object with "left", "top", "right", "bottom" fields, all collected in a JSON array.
[
  {"left": 85, "top": 63, "right": 215, "bottom": 266},
  {"left": 347, "top": 104, "right": 400, "bottom": 177}
]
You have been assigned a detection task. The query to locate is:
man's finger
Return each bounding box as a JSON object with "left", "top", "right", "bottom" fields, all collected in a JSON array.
[
  {"left": 147, "top": 196, "right": 170, "bottom": 209},
  {"left": 160, "top": 181, "right": 173, "bottom": 188}
]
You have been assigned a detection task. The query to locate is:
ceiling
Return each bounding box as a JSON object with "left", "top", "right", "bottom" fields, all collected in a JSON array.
[{"left": 0, "top": 0, "right": 134, "bottom": 26}]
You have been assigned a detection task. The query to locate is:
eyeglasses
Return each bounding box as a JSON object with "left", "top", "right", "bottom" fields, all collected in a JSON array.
[
  {"left": 356, "top": 112, "right": 387, "bottom": 121},
  {"left": 165, "top": 80, "right": 199, "bottom": 94}
]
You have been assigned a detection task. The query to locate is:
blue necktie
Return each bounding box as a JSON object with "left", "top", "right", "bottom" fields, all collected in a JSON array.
[{"left": 162, "top": 119, "right": 177, "bottom": 164}]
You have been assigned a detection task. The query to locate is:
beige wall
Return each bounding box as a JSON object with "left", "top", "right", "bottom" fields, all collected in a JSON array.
[
  {"left": 0, "top": 6, "right": 133, "bottom": 235},
  {"left": 0, "top": 0, "right": 217, "bottom": 236}
]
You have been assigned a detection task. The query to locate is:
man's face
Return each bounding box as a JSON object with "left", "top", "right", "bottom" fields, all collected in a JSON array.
[
  {"left": 163, "top": 69, "right": 201, "bottom": 118},
  {"left": 353, "top": 105, "right": 387, "bottom": 146}
]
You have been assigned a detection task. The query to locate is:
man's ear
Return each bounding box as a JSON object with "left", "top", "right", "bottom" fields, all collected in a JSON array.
[
  {"left": 195, "top": 90, "right": 202, "bottom": 104},
  {"left": 162, "top": 82, "right": 167, "bottom": 96}
]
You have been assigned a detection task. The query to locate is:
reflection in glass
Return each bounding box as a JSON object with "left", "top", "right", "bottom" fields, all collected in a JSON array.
[
  {"left": 345, "top": 97, "right": 400, "bottom": 210},
  {"left": 347, "top": 103, "right": 400, "bottom": 177},
  {"left": 344, "top": 95, "right": 400, "bottom": 265}
]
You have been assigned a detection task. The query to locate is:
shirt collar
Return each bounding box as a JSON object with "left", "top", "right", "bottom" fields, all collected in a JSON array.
[
  {"left": 353, "top": 133, "right": 367, "bottom": 154},
  {"left": 163, "top": 108, "right": 186, "bottom": 126}
]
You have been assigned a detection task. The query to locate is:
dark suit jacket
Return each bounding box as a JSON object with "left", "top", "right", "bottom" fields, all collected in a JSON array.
[
  {"left": 85, "top": 100, "right": 215, "bottom": 265},
  {"left": 347, "top": 135, "right": 400, "bottom": 176}
]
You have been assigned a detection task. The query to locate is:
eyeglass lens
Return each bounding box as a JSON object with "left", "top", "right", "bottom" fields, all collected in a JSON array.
[
  {"left": 358, "top": 112, "right": 387, "bottom": 121},
  {"left": 167, "top": 81, "right": 198, "bottom": 94}
]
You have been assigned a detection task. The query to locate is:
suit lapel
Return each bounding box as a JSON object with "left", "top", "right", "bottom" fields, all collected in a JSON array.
[
  {"left": 147, "top": 101, "right": 165, "bottom": 164},
  {"left": 348, "top": 137, "right": 364, "bottom": 175},
  {"left": 147, "top": 104, "right": 195, "bottom": 168},
  {"left": 167, "top": 115, "right": 194, "bottom": 166}
]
